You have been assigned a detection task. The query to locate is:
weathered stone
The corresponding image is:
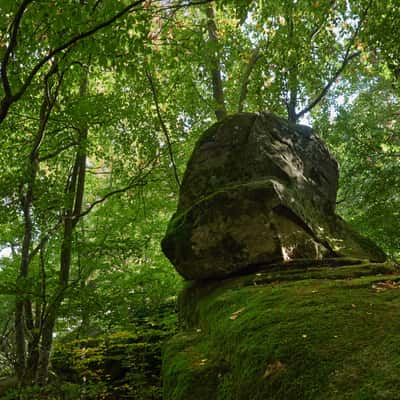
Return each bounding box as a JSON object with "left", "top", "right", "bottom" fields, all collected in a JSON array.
[{"left": 162, "top": 112, "right": 386, "bottom": 280}]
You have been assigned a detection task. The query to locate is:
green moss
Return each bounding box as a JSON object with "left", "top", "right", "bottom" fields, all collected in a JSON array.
[{"left": 163, "top": 263, "right": 400, "bottom": 400}]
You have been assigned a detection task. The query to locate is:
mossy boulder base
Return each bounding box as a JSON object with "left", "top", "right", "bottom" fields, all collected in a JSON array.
[
  {"left": 163, "top": 262, "right": 400, "bottom": 400},
  {"left": 162, "top": 113, "right": 385, "bottom": 280}
]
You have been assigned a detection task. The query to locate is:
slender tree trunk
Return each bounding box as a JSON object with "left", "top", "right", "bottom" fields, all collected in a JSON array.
[
  {"left": 287, "top": 81, "right": 298, "bottom": 124},
  {"left": 14, "top": 190, "right": 33, "bottom": 382},
  {"left": 286, "top": 10, "right": 299, "bottom": 124},
  {"left": 238, "top": 47, "right": 261, "bottom": 113},
  {"left": 206, "top": 4, "right": 227, "bottom": 121},
  {"left": 36, "top": 215, "right": 73, "bottom": 385},
  {"left": 145, "top": 67, "right": 181, "bottom": 188},
  {"left": 25, "top": 299, "right": 40, "bottom": 383},
  {"left": 14, "top": 62, "right": 58, "bottom": 383},
  {"left": 36, "top": 69, "right": 88, "bottom": 385}
]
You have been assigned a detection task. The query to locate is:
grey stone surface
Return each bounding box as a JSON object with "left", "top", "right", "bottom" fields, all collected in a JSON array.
[{"left": 162, "top": 112, "right": 386, "bottom": 280}]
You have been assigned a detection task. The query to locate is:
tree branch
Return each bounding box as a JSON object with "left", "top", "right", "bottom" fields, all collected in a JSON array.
[
  {"left": 17, "top": 0, "right": 144, "bottom": 97},
  {"left": 297, "top": 50, "right": 361, "bottom": 120},
  {"left": 145, "top": 66, "right": 181, "bottom": 188},
  {"left": 39, "top": 142, "right": 77, "bottom": 162},
  {"left": 77, "top": 152, "right": 158, "bottom": 219},
  {"left": 309, "top": 0, "right": 337, "bottom": 41},
  {"left": 28, "top": 219, "right": 63, "bottom": 263},
  {"left": 297, "top": 3, "right": 370, "bottom": 120},
  {"left": 1, "top": 0, "right": 34, "bottom": 98},
  {"left": 238, "top": 46, "right": 262, "bottom": 113},
  {"left": 206, "top": 4, "right": 227, "bottom": 121},
  {"left": 0, "top": 0, "right": 146, "bottom": 124},
  {"left": 154, "top": 0, "right": 215, "bottom": 12},
  {"left": 78, "top": 177, "right": 147, "bottom": 219}
]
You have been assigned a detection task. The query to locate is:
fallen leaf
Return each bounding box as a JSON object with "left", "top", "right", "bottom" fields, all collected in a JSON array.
[
  {"left": 372, "top": 280, "right": 400, "bottom": 292},
  {"left": 229, "top": 307, "right": 246, "bottom": 320},
  {"left": 263, "top": 360, "right": 284, "bottom": 378}
]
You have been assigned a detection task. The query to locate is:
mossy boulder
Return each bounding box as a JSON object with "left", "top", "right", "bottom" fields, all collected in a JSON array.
[
  {"left": 162, "top": 261, "right": 400, "bottom": 400},
  {"left": 161, "top": 113, "right": 393, "bottom": 398},
  {"left": 162, "top": 113, "right": 386, "bottom": 280}
]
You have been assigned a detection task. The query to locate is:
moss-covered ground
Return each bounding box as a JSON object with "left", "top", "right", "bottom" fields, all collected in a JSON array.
[{"left": 163, "top": 262, "right": 400, "bottom": 400}]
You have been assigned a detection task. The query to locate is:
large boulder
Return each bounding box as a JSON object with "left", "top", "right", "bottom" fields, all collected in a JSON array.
[{"left": 162, "top": 113, "right": 385, "bottom": 280}]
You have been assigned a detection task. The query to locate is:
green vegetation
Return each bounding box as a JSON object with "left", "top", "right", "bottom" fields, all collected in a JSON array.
[
  {"left": 0, "top": 0, "right": 398, "bottom": 398},
  {"left": 1, "top": 309, "right": 176, "bottom": 399},
  {"left": 164, "top": 262, "right": 400, "bottom": 400}
]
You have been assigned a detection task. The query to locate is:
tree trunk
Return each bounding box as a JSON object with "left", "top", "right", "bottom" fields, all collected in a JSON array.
[
  {"left": 238, "top": 47, "right": 261, "bottom": 113},
  {"left": 206, "top": 4, "right": 227, "bottom": 121},
  {"left": 14, "top": 192, "right": 33, "bottom": 382},
  {"left": 287, "top": 83, "right": 298, "bottom": 124},
  {"left": 286, "top": 10, "right": 299, "bottom": 124},
  {"left": 14, "top": 62, "right": 57, "bottom": 383},
  {"left": 36, "top": 69, "right": 89, "bottom": 385}
]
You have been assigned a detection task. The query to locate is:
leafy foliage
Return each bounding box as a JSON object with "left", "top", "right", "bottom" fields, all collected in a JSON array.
[
  {"left": 318, "top": 77, "right": 400, "bottom": 258},
  {"left": 52, "top": 308, "right": 177, "bottom": 399}
]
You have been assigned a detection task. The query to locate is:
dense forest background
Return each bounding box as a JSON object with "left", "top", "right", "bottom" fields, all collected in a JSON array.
[{"left": 0, "top": 0, "right": 399, "bottom": 398}]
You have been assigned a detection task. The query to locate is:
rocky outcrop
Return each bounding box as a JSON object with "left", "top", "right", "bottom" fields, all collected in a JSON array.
[
  {"left": 162, "top": 112, "right": 386, "bottom": 280},
  {"left": 161, "top": 113, "right": 394, "bottom": 400}
]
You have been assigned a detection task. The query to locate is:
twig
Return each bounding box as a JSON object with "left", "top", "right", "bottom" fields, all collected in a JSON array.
[
  {"left": 296, "top": 3, "right": 369, "bottom": 120},
  {"left": 78, "top": 155, "right": 158, "bottom": 219},
  {"left": 145, "top": 66, "right": 181, "bottom": 188}
]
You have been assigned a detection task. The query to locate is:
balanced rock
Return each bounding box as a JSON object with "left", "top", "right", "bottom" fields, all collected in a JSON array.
[{"left": 162, "top": 112, "right": 386, "bottom": 280}]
